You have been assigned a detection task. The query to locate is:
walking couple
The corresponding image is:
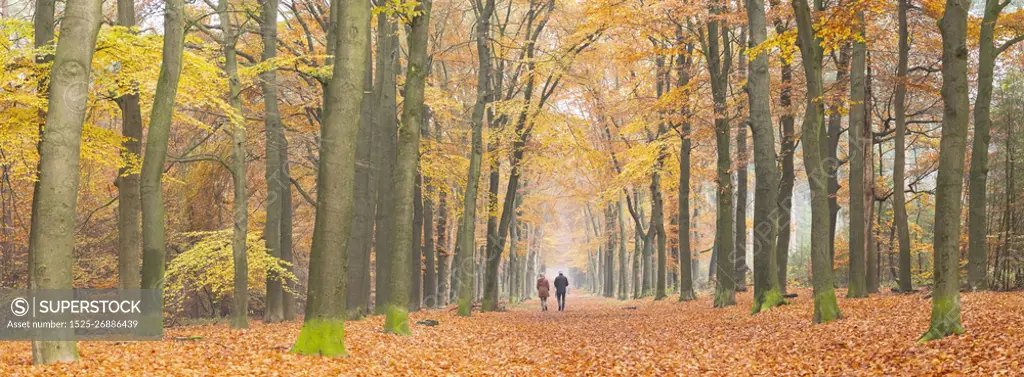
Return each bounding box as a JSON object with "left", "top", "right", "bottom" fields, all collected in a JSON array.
[{"left": 536, "top": 272, "right": 568, "bottom": 312}]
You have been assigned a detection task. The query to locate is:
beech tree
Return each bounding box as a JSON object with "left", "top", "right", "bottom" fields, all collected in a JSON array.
[
  {"left": 919, "top": 0, "right": 970, "bottom": 342},
  {"left": 140, "top": 0, "right": 186, "bottom": 319},
  {"left": 792, "top": 0, "right": 841, "bottom": 323},
  {"left": 291, "top": 0, "right": 370, "bottom": 356},
  {"left": 747, "top": 0, "right": 783, "bottom": 313},
  {"left": 384, "top": 0, "right": 432, "bottom": 334},
  {"left": 28, "top": 0, "right": 103, "bottom": 363}
]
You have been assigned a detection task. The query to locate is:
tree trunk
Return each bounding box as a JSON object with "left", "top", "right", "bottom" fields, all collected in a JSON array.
[
  {"left": 423, "top": 177, "right": 437, "bottom": 309},
  {"left": 345, "top": 25, "right": 376, "bottom": 319},
  {"left": 678, "top": 102, "right": 696, "bottom": 302},
  {"left": 451, "top": 221, "right": 463, "bottom": 303},
  {"left": 747, "top": 0, "right": 783, "bottom": 313},
  {"left": 775, "top": 56, "right": 795, "bottom": 296},
  {"left": 865, "top": 54, "right": 879, "bottom": 294},
  {"left": 509, "top": 203, "right": 519, "bottom": 303},
  {"left": 652, "top": 164, "right": 667, "bottom": 300},
  {"left": 290, "top": 0, "right": 369, "bottom": 355},
  {"left": 847, "top": 11, "right": 868, "bottom": 299},
  {"left": 280, "top": 142, "right": 295, "bottom": 320},
  {"left": 919, "top": 0, "right": 969, "bottom": 341},
  {"left": 140, "top": 0, "right": 186, "bottom": 330},
  {"left": 28, "top": 0, "right": 102, "bottom": 363},
  {"left": 115, "top": 0, "right": 143, "bottom": 291},
  {"left": 605, "top": 203, "right": 616, "bottom": 298},
  {"left": 435, "top": 188, "right": 450, "bottom": 306},
  {"left": 618, "top": 200, "right": 630, "bottom": 300},
  {"left": 792, "top": 0, "right": 841, "bottom": 323},
  {"left": 826, "top": 45, "right": 851, "bottom": 271},
  {"left": 893, "top": 0, "right": 914, "bottom": 293},
  {"left": 261, "top": 0, "right": 286, "bottom": 324},
  {"left": 968, "top": 0, "right": 1019, "bottom": 291},
  {"left": 215, "top": 0, "right": 250, "bottom": 329},
  {"left": 706, "top": 9, "right": 735, "bottom": 308},
  {"left": 633, "top": 195, "right": 643, "bottom": 298},
  {"left": 457, "top": 0, "right": 495, "bottom": 316},
  {"left": 28, "top": 0, "right": 55, "bottom": 294},
  {"left": 385, "top": 0, "right": 430, "bottom": 333},
  {"left": 373, "top": 16, "right": 400, "bottom": 314},
  {"left": 409, "top": 173, "right": 424, "bottom": 313}
]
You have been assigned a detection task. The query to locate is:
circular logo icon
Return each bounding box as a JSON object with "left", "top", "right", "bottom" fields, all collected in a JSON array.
[{"left": 11, "top": 297, "right": 29, "bottom": 317}]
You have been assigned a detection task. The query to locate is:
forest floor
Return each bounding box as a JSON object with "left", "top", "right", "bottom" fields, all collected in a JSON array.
[{"left": 2, "top": 288, "right": 1023, "bottom": 376}]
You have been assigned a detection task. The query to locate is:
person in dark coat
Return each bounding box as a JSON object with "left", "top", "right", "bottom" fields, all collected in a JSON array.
[
  {"left": 536, "top": 274, "right": 551, "bottom": 311},
  {"left": 553, "top": 272, "right": 569, "bottom": 311}
]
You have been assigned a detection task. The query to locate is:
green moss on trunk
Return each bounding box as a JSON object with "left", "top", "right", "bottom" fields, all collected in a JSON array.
[
  {"left": 383, "top": 305, "right": 411, "bottom": 335},
  {"left": 457, "top": 295, "right": 472, "bottom": 317},
  {"left": 678, "top": 289, "right": 696, "bottom": 302},
  {"left": 713, "top": 284, "right": 735, "bottom": 308},
  {"left": 812, "top": 291, "right": 842, "bottom": 323},
  {"left": 291, "top": 319, "right": 347, "bottom": 357},
  {"left": 918, "top": 296, "right": 964, "bottom": 342},
  {"left": 752, "top": 288, "right": 786, "bottom": 314}
]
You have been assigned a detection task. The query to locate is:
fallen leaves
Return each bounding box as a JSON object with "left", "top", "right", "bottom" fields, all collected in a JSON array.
[{"left": 1, "top": 289, "right": 1022, "bottom": 376}]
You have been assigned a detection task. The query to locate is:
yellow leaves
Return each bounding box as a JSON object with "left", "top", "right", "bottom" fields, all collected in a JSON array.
[
  {"left": 374, "top": 0, "right": 425, "bottom": 24},
  {"left": 812, "top": 0, "right": 885, "bottom": 53},
  {"left": 749, "top": 28, "right": 797, "bottom": 64},
  {"left": 164, "top": 230, "right": 297, "bottom": 314}
]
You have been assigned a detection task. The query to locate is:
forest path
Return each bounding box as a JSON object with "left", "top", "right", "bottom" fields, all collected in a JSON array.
[{"left": 2, "top": 290, "right": 1024, "bottom": 376}]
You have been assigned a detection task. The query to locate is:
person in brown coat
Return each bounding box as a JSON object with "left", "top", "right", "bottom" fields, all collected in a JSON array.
[{"left": 536, "top": 274, "right": 551, "bottom": 311}]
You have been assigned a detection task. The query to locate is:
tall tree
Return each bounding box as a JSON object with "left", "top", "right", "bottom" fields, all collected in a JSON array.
[
  {"left": 792, "top": 0, "right": 841, "bottom": 323},
  {"left": 705, "top": 3, "right": 735, "bottom": 308},
  {"left": 747, "top": 0, "right": 784, "bottom": 313},
  {"left": 826, "top": 45, "right": 851, "bottom": 269},
  {"left": 27, "top": 0, "right": 55, "bottom": 292},
  {"left": 115, "top": 0, "right": 143, "bottom": 291},
  {"left": 345, "top": 22, "right": 376, "bottom": 319},
  {"left": 140, "top": 0, "right": 186, "bottom": 325},
  {"left": 373, "top": 16, "right": 400, "bottom": 314},
  {"left": 385, "top": 0, "right": 431, "bottom": 333},
  {"left": 652, "top": 52, "right": 669, "bottom": 301},
  {"left": 773, "top": 13, "right": 796, "bottom": 295},
  {"left": 967, "top": 0, "right": 1024, "bottom": 291},
  {"left": 28, "top": 0, "right": 103, "bottom": 363},
  {"left": 290, "top": 0, "right": 369, "bottom": 355},
  {"left": 919, "top": 0, "right": 970, "bottom": 342},
  {"left": 262, "top": 0, "right": 287, "bottom": 324},
  {"left": 457, "top": 0, "right": 495, "bottom": 316},
  {"left": 846, "top": 9, "right": 869, "bottom": 299},
  {"left": 214, "top": 0, "right": 249, "bottom": 329},
  {"left": 677, "top": 99, "right": 696, "bottom": 301},
  {"left": 864, "top": 53, "right": 879, "bottom": 294},
  {"left": 893, "top": 0, "right": 914, "bottom": 293}
]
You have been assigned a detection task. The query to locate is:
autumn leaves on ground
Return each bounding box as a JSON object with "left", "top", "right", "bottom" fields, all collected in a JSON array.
[{"left": 1, "top": 290, "right": 1021, "bottom": 376}]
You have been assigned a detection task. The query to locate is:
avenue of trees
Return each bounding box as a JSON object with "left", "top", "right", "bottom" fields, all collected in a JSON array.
[{"left": 1, "top": 0, "right": 1023, "bottom": 363}]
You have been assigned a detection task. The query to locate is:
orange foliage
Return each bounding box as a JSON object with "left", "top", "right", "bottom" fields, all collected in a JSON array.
[{"left": 3, "top": 292, "right": 1023, "bottom": 376}]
